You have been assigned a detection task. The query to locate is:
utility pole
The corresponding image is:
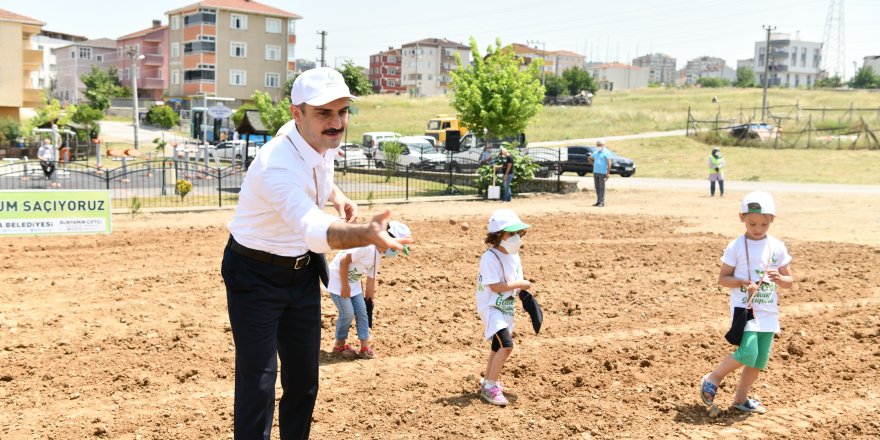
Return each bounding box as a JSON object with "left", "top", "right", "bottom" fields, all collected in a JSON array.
[
  {"left": 761, "top": 25, "right": 775, "bottom": 121},
  {"left": 414, "top": 42, "right": 420, "bottom": 97},
  {"left": 527, "top": 40, "right": 546, "bottom": 86},
  {"left": 316, "top": 31, "right": 327, "bottom": 67},
  {"left": 127, "top": 47, "right": 145, "bottom": 150}
]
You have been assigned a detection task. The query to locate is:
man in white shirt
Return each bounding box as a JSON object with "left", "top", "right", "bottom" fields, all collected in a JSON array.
[
  {"left": 37, "top": 138, "right": 57, "bottom": 182},
  {"left": 222, "top": 67, "right": 412, "bottom": 439}
]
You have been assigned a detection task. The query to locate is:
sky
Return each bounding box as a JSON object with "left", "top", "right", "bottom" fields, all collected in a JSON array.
[{"left": 4, "top": 0, "right": 878, "bottom": 78}]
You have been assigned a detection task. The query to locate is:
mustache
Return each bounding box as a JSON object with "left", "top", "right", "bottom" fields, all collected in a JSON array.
[{"left": 323, "top": 128, "right": 344, "bottom": 135}]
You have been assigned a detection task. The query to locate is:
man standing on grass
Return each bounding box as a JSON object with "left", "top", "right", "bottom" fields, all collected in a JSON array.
[{"left": 588, "top": 139, "right": 612, "bottom": 207}]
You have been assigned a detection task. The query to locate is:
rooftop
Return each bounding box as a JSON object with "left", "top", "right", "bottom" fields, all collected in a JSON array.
[
  {"left": 166, "top": 0, "right": 302, "bottom": 19},
  {"left": 0, "top": 8, "right": 45, "bottom": 26}
]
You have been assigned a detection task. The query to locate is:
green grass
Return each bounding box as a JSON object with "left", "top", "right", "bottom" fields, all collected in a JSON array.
[
  {"left": 610, "top": 136, "right": 880, "bottom": 185},
  {"left": 346, "top": 88, "right": 880, "bottom": 142}
]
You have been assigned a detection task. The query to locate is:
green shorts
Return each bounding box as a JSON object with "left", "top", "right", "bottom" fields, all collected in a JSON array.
[{"left": 732, "top": 331, "right": 775, "bottom": 370}]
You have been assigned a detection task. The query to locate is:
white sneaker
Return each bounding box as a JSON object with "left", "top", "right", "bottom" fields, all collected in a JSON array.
[
  {"left": 480, "top": 384, "right": 508, "bottom": 406},
  {"left": 479, "top": 378, "right": 503, "bottom": 390}
]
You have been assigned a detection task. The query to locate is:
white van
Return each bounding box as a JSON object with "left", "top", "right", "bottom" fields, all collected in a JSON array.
[
  {"left": 361, "top": 132, "right": 401, "bottom": 159},
  {"left": 374, "top": 136, "right": 447, "bottom": 171}
]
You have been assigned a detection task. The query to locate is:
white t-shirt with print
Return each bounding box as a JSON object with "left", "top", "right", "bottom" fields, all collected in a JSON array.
[
  {"left": 476, "top": 248, "right": 523, "bottom": 340},
  {"left": 720, "top": 235, "right": 791, "bottom": 333},
  {"left": 326, "top": 245, "right": 380, "bottom": 297}
]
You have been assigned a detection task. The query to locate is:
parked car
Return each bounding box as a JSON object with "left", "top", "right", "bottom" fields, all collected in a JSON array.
[
  {"left": 558, "top": 146, "right": 636, "bottom": 177},
  {"left": 334, "top": 143, "right": 368, "bottom": 167},
  {"left": 212, "top": 140, "right": 258, "bottom": 161},
  {"left": 362, "top": 132, "right": 401, "bottom": 158},
  {"left": 730, "top": 123, "right": 775, "bottom": 141},
  {"left": 373, "top": 136, "right": 447, "bottom": 171}
]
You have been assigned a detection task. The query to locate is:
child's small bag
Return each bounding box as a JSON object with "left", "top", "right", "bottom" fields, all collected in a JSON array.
[{"left": 724, "top": 236, "right": 759, "bottom": 345}]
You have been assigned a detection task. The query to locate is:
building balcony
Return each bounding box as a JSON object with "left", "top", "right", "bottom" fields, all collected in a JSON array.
[
  {"left": 23, "top": 49, "right": 42, "bottom": 69},
  {"left": 142, "top": 53, "right": 164, "bottom": 66},
  {"left": 22, "top": 88, "right": 42, "bottom": 107},
  {"left": 139, "top": 77, "right": 166, "bottom": 89}
]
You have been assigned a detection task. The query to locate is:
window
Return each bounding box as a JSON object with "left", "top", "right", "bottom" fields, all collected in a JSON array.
[
  {"left": 266, "top": 17, "right": 281, "bottom": 33},
  {"left": 171, "top": 42, "right": 179, "bottom": 58},
  {"left": 171, "top": 15, "right": 179, "bottom": 30},
  {"left": 96, "top": 54, "right": 104, "bottom": 62},
  {"left": 79, "top": 47, "right": 92, "bottom": 60},
  {"left": 117, "top": 47, "right": 123, "bottom": 58},
  {"left": 171, "top": 70, "right": 180, "bottom": 85},
  {"left": 184, "top": 10, "right": 215, "bottom": 26},
  {"left": 791, "top": 47, "right": 797, "bottom": 65},
  {"left": 288, "top": 19, "right": 296, "bottom": 33},
  {"left": 185, "top": 65, "right": 215, "bottom": 81},
  {"left": 801, "top": 48, "right": 807, "bottom": 67},
  {"left": 230, "top": 42, "right": 247, "bottom": 58},
  {"left": 70, "top": 49, "right": 75, "bottom": 59},
  {"left": 231, "top": 14, "right": 247, "bottom": 30},
  {"left": 287, "top": 44, "right": 295, "bottom": 61},
  {"left": 125, "top": 68, "right": 130, "bottom": 80},
  {"left": 265, "top": 45, "right": 281, "bottom": 61},
  {"left": 265, "top": 72, "right": 280, "bottom": 88},
  {"left": 184, "top": 38, "right": 215, "bottom": 54},
  {"left": 230, "top": 69, "right": 246, "bottom": 86}
]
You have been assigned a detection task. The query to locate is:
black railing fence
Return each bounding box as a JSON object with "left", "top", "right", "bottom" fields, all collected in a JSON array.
[{"left": 0, "top": 155, "right": 565, "bottom": 209}]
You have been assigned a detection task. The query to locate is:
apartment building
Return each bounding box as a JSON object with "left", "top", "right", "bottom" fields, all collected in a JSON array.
[
  {"left": 753, "top": 32, "right": 822, "bottom": 88},
  {"left": 293, "top": 58, "right": 316, "bottom": 74},
  {"left": 589, "top": 63, "right": 649, "bottom": 91},
  {"left": 0, "top": 8, "right": 44, "bottom": 120},
  {"left": 368, "top": 47, "right": 405, "bottom": 94},
  {"left": 864, "top": 55, "right": 880, "bottom": 73},
  {"left": 165, "top": 0, "right": 302, "bottom": 102},
  {"left": 400, "top": 38, "right": 470, "bottom": 97},
  {"left": 116, "top": 20, "right": 169, "bottom": 100},
  {"left": 53, "top": 38, "right": 117, "bottom": 105},
  {"left": 632, "top": 53, "right": 676, "bottom": 84},
  {"left": 31, "top": 30, "right": 87, "bottom": 93},
  {"left": 679, "top": 56, "right": 736, "bottom": 85}
]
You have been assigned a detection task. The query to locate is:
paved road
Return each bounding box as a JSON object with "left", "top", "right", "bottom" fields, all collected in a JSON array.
[
  {"left": 99, "top": 121, "right": 189, "bottom": 146},
  {"left": 562, "top": 175, "right": 880, "bottom": 195},
  {"left": 529, "top": 129, "right": 688, "bottom": 147}
]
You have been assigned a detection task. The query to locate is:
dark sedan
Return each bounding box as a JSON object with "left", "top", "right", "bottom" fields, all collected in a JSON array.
[{"left": 559, "top": 146, "right": 636, "bottom": 177}]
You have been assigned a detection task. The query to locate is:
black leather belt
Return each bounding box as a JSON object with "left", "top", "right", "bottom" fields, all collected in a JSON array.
[{"left": 227, "top": 236, "right": 312, "bottom": 269}]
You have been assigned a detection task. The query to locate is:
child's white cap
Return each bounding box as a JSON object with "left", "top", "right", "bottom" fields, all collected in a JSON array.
[
  {"left": 741, "top": 191, "right": 776, "bottom": 215},
  {"left": 387, "top": 220, "right": 411, "bottom": 239},
  {"left": 488, "top": 209, "right": 530, "bottom": 233}
]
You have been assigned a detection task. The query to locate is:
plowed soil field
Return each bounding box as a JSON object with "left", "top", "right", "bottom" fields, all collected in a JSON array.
[{"left": 2, "top": 188, "right": 879, "bottom": 439}]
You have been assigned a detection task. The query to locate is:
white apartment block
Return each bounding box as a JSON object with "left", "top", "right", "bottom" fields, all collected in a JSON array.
[
  {"left": 400, "top": 38, "right": 470, "bottom": 97},
  {"left": 864, "top": 55, "right": 880, "bottom": 73},
  {"left": 632, "top": 53, "right": 676, "bottom": 85},
  {"left": 753, "top": 32, "right": 822, "bottom": 88},
  {"left": 30, "top": 30, "right": 87, "bottom": 92}
]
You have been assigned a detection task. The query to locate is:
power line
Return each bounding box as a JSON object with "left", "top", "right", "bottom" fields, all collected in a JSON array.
[{"left": 822, "top": 0, "right": 846, "bottom": 78}]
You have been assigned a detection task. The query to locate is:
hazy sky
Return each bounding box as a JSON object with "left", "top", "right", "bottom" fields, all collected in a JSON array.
[{"left": 5, "top": 0, "right": 878, "bottom": 78}]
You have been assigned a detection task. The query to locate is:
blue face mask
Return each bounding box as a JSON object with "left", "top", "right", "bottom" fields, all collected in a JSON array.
[{"left": 384, "top": 248, "right": 398, "bottom": 258}]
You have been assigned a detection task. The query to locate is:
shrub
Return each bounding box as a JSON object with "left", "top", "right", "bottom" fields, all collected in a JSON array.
[
  {"left": 381, "top": 140, "right": 405, "bottom": 182},
  {"left": 176, "top": 179, "right": 193, "bottom": 201},
  {"left": 146, "top": 105, "right": 180, "bottom": 129},
  {"left": 473, "top": 146, "right": 539, "bottom": 192}
]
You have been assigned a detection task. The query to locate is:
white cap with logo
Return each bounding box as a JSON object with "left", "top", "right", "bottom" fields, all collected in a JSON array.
[
  {"left": 488, "top": 209, "right": 530, "bottom": 233},
  {"left": 387, "top": 220, "right": 412, "bottom": 239},
  {"left": 741, "top": 191, "right": 776, "bottom": 215},
  {"left": 290, "top": 67, "right": 357, "bottom": 106}
]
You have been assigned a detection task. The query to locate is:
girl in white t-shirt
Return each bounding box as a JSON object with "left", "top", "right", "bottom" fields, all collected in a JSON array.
[
  {"left": 700, "top": 192, "right": 794, "bottom": 414},
  {"left": 325, "top": 221, "right": 411, "bottom": 360},
  {"left": 476, "top": 209, "right": 531, "bottom": 406}
]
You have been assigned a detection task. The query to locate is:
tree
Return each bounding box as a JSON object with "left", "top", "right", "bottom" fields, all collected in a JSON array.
[
  {"left": 145, "top": 105, "right": 180, "bottom": 129},
  {"left": 71, "top": 104, "right": 104, "bottom": 139},
  {"left": 542, "top": 74, "right": 568, "bottom": 97},
  {"left": 253, "top": 91, "right": 291, "bottom": 134},
  {"left": 734, "top": 67, "right": 756, "bottom": 88},
  {"left": 815, "top": 75, "right": 843, "bottom": 88},
  {"left": 848, "top": 66, "right": 880, "bottom": 89},
  {"left": 561, "top": 66, "right": 598, "bottom": 95},
  {"left": 696, "top": 77, "right": 730, "bottom": 88},
  {"left": 231, "top": 103, "right": 258, "bottom": 127},
  {"left": 338, "top": 61, "right": 372, "bottom": 96},
  {"left": 0, "top": 118, "right": 23, "bottom": 146},
  {"left": 80, "top": 65, "right": 123, "bottom": 111},
  {"left": 283, "top": 74, "right": 298, "bottom": 99},
  {"left": 450, "top": 37, "right": 544, "bottom": 139},
  {"left": 32, "top": 97, "right": 72, "bottom": 128}
]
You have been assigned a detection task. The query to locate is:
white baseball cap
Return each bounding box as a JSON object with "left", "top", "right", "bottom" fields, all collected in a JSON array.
[
  {"left": 741, "top": 191, "right": 776, "bottom": 215},
  {"left": 596, "top": 139, "right": 606, "bottom": 146},
  {"left": 290, "top": 67, "right": 356, "bottom": 106},
  {"left": 488, "top": 209, "right": 530, "bottom": 233},
  {"left": 387, "top": 220, "right": 411, "bottom": 239}
]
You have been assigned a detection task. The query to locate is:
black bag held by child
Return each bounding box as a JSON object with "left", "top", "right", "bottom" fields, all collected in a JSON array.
[
  {"left": 725, "top": 306, "right": 755, "bottom": 345},
  {"left": 518, "top": 290, "right": 543, "bottom": 335}
]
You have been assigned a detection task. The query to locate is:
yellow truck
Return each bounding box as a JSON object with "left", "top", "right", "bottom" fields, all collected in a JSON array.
[{"left": 424, "top": 114, "right": 468, "bottom": 146}]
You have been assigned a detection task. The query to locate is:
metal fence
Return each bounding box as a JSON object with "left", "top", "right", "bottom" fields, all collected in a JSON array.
[{"left": 0, "top": 153, "right": 565, "bottom": 209}]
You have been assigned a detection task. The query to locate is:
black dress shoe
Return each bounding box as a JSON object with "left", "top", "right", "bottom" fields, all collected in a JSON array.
[
  {"left": 597, "top": 203, "right": 604, "bottom": 207},
  {"left": 592, "top": 202, "right": 600, "bottom": 206}
]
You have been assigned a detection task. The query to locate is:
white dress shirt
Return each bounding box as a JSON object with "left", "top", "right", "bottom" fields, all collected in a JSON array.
[
  {"left": 228, "top": 122, "right": 339, "bottom": 257},
  {"left": 38, "top": 144, "right": 57, "bottom": 161}
]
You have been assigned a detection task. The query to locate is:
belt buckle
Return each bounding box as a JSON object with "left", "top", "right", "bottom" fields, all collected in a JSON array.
[{"left": 294, "top": 254, "right": 310, "bottom": 270}]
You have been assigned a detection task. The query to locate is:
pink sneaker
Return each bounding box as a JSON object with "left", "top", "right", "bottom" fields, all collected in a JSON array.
[{"left": 480, "top": 384, "right": 508, "bottom": 406}]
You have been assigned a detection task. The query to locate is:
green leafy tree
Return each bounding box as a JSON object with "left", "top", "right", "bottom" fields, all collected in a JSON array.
[
  {"left": 80, "top": 65, "right": 122, "bottom": 111},
  {"left": 734, "top": 67, "right": 756, "bottom": 87},
  {"left": 450, "top": 37, "right": 544, "bottom": 139},
  {"left": 145, "top": 105, "right": 180, "bottom": 129},
  {"left": 71, "top": 104, "right": 104, "bottom": 139},
  {"left": 380, "top": 140, "right": 405, "bottom": 181},
  {"left": 815, "top": 75, "right": 843, "bottom": 88},
  {"left": 338, "top": 61, "right": 372, "bottom": 97},
  {"left": 253, "top": 90, "right": 291, "bottom": 134},
  {"left": 283, "top": 74, "right": 298, "bottom": 99},
  {"left": 696, "top": 77, "right": 730, "bottom": 88},
  {"left": 848, "top": 66, "right": 880, "bottom": 89},
  {"left": 543, "top": 74, "right": 569, "bottom": 97},
  {"left": 0, "top": 118, "right": 24, "bottom": 146},
  {"left": 561, "top": 66, "right": 598, "bottom": 95},
  {"left": 231, "top": 103, "right": 257, "bottom": 126},
  {"left": 32, "top": 97, "right": 72, "bottom": 127}
]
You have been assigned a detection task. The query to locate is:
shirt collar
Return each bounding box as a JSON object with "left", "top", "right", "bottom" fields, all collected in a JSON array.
[{"left": 287, "top": 122, "right": 334, "bottom": 168}]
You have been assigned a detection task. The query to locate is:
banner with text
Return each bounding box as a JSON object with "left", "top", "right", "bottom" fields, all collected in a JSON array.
[{"left": 0, "top": 190, "right": 112, "bottom": 236}]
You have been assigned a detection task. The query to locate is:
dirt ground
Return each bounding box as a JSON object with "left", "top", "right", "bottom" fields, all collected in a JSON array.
[{"left": 1, "top": 187, "right": 879, "bottom": 439}]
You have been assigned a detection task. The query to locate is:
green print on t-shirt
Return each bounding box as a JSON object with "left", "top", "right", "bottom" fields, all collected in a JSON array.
[
  {"left": 347, "top": 268, "right": 362, "bottom": 283},
  {"left": 495, "top": 295, "right": 515, "bottom": 316}
]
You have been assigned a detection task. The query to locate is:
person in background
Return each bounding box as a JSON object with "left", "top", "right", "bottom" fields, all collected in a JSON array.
[
  {"left": 494, "top": 147, "right": 514, "bottom": 202},
  {"left": 709, "top": 147, "right": 725, "bottom": 197},
  {"left": 479, "top": 145, "right": 493, "bottom": 165},
  {"left": 37, "top": 138, "right": 58, "bottom": 187},
  {"left": 588, "top": 139, "right": 612, "bottom": 207}
]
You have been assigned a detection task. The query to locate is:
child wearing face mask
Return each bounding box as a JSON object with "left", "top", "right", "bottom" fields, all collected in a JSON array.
[
  {"left": 325, "top": 220, "right": 412, "bottom": 360},
  {"left": 475, "top": 209, "right": 531, "bottom": 406}
]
